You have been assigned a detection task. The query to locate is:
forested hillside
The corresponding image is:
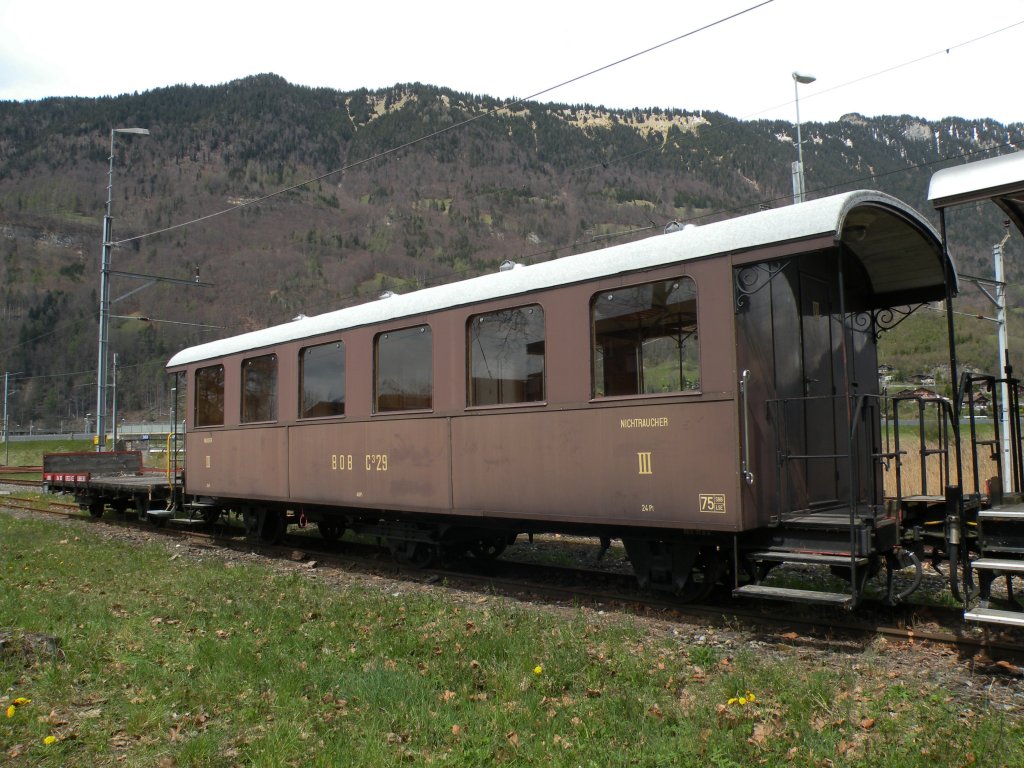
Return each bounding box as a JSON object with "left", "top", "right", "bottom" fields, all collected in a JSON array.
[{"left": 0, "top": 74, "right": 1021, "bottom": 429}]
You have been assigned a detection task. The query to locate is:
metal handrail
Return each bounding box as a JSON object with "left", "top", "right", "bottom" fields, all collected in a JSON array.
[
  {"left": 961, "top": 371, "right": 1023, "bottom": 499},
  {"left": 740, "top": 370, "right": 753, "bottom": 486},
  {"left": 765, "top": 392, "right": 881, "bottom": 520},
  {"left": 891, "top": 390, "right": 955, "bottom": 499}
]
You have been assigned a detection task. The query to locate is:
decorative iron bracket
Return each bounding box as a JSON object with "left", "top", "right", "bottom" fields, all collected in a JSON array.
[
  {"left": 847, "top": 304, "right": 928, "bottom": 340},
  {"left": 734, "top": 260, "right": 792, "bottom": 312}
]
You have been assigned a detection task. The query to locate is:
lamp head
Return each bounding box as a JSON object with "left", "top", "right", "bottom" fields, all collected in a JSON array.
[{"left": 792, "top": 72, "right": 816, "bottom": 85}]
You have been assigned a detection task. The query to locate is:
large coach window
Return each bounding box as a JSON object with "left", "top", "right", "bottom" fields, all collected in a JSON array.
[
  {"left": 241, "top": 353, "right": 277, "bottom": 423},
  {"left": 300, "top": 341, "right": 346, "bottom": 418},
  {"left": 468, "top": 305, "right": 545, "bottom": 406},
  {"left": 195, "top": 364, "right": 225, "bottom": 427},
  {"left": 591, "top": 277, "right": 699, "bottom": 397},
  {"left": 375, "top": 326, "right": 432, "bottom": 412}
]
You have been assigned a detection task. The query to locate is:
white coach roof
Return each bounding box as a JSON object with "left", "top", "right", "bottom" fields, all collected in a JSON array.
[
  {"left": 929, "top": 150, "right": 1024, "bottom": 235},
  {"left": 167, "top": 190, "right": 948, "bottom": 368}
]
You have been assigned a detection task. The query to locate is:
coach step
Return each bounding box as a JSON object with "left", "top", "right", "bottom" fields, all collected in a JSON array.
[
  {"left": 963, "top": 607, "right": 1024, "bottom": 627},
  {"left": 748, "top": 551, "right": 869, "bottom": 567},
  {"left": 979, "top": 508, "right": 1024, "bottom": 521},
  {"left": 971, "top": 558, "right": 1024, "bottom": 573},
  {"left": 732, "top": 584, "right": 854, "bottom": 607}
]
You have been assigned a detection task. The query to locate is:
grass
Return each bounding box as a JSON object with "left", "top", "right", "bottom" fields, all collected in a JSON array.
[
  {"left": 882, "top": 421, "right": 1001, "bottom": 498},
  {"left": 0, "top": 437, "right": 177, "bottom": 477},
  {"left": 0, "top": 439, "right": 92, "bottom": 469},
  {"left": 2, "top": 513, "right": 1023, "bottom": 766}
]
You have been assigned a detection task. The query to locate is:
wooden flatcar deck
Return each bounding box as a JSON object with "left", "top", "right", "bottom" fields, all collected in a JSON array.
[
  {"left": 43, "top": 451, "right": 178, "bottom": 515},
  {"left": 62, "top": 473, "right": 172, "bottom": 492}
]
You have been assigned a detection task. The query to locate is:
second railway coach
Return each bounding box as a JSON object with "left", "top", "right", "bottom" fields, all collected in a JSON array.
[{"left": 166, "top": 190, "right": 954, "bottom": 602}]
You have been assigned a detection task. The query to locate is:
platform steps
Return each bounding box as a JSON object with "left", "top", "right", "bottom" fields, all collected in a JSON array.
[
  {"left": 733, "top": 550, "right": 868, "bottom": 609},
  {"left": 964, "top": 506, "right": 1024, "bottom": 627},
  {"left": 179, "top": 499, "right": 221, "bottom": 524}
]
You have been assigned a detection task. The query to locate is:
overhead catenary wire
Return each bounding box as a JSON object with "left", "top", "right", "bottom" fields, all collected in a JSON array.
[
  {"left": 740, "top": 18, "right": 1024, "bottom": 121},
  {"left": 573, "top": 18, "right": 1024, "bottom": 176},
  {"left": 8, "top": 5, "right": 1022, "bottom": 371},
  {"left": 8, "top": 137, "right": 1020, "bottom": 386},
  {"left": 110, "top": 1, "right": 776, "bottom": 248},
  {"left": 106, "top": 7, "right": 1023, "bottom": 260}
]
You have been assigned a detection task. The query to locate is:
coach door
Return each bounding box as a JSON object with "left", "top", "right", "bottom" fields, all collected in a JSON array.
[
  {"left": 735, "top": 251, "right": 860, "bottom": 520},
  {"left": 795, "top": 271, "right": 842, "bottom": 511}
]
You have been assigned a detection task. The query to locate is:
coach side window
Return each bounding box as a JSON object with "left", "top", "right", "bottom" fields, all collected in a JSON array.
[
  {"left": 375, "top": 326, "right": 432, "bottom": 412},
  {"left": 591, "top": 277, "right": 699, "bottom": 397},
  {"left": 468, "top": 305, "right": 545, "bottom": 406},
  {"left": 241, "top": 353, "right": 278, "bottom": 423},
  {"left": 195, "top": 364, "right": 225, "bottom": 427},
  {"left": 300, "top": 341, "right": 346, "bottom": 418}
]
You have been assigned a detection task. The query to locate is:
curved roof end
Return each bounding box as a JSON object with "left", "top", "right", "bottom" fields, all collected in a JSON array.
[{"left": 837, "top": 195, "right": 955, "bottom": 306}]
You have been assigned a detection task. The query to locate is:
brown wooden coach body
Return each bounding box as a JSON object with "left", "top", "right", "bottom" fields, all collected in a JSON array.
[{"left": 166, "top": 190, "right": 952, "bottom": 590}]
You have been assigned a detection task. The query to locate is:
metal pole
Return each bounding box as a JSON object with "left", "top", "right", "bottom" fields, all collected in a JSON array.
[
  {"left": 96, "top": 129, "right": 115, "bottom": 451},
  {"left": 112, "top": 352, "right": 119, "bottom": 450},
  {"left": 95, "top": 127, "right": 148, "bottom": 452},
  {"left": 3, "top": 372, "right": 9, "bottom": 466},
  {"left": 994, "top": 234, "right": 1012, "bottom": 493},
  {"left": 791, "top": 72, "right": 815, "bottom": 205},
  {"left": 793, "top": 78, "right": 805, "bottom": 204},
  {"left": 171, "top": 384, "right": 178, "bottom": 493}
]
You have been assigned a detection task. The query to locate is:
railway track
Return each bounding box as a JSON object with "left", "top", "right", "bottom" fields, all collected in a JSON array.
[
  {"left": 0, "top": 477, "right": 46, "bottom": 488},
  {"left": 4, "top": 494, "right": 1024, "bottom": 668}
]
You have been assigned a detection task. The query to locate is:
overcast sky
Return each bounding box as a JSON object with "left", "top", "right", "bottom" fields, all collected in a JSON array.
[{"left": 2, "top": 0, "right": 1022, "bottom": 125}]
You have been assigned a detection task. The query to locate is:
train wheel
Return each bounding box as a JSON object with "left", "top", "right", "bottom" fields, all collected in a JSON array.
[
  {"left": 259, "top": 511, "right": 286, "bottom": 544},
  {"left": 675, "top": 547, "right": 721, "bottom": 603},
  {"left": 87, "top": 499, "right": 104, "bottom": 518},
  {"left": 202, "top": 507, "right": 221, "bottom": 525},
  {"left": 242, "top": 509, "right": 285, "bottom": 544},
  {"left": 468, "top": 537, "right": 507, "bottom": 560},
  {"left": 623, "top": 539, "right": 721, "bottom": 603},
  {"left": 317, "top": 522, "right": 344, "bottom": 542},
  {"left": 390, "top": 540, "right": 438, "bottom": 568}
]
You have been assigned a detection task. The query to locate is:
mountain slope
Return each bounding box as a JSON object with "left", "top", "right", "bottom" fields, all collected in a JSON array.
[{"left": 0, "top": 74, "right": 1021, "bottom": 426}]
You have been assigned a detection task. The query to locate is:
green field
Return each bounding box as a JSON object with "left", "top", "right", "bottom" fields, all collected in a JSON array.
[
  {"left": 1, "top": 438, "right": 177, "bottom": 476},
  {"left": 0, "top": 439, "right": 92, "bottom": 469},
  {"left": 2, "top": 513, "right": 1022, "bottom": 767}
]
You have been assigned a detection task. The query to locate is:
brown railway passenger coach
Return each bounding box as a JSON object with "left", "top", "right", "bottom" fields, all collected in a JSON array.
[{"left": 166, "top": 190, "right": 955, "bottom": 602}]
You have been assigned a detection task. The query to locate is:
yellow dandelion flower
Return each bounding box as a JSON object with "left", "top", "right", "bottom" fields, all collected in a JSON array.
[
  {"left": 727, "top": 697, "right": 738, "bottom": 705},
  {"left": 533, "top": 665, "right": 543, "bottom": 675},
  {"left": 747, "top": 692, "right": 756, "bottom": 702},
  {"left": 738, "top": 696, "right": 748, "bottom": 705},
  {"left": 13, "top": 697, "right": 30, "bottom": 706},
  {"left": 6, "top": 705, "right": 15, "bottom": 718},
  {"left": 43, "top": 735, "right": 57, "bottom": 746}
]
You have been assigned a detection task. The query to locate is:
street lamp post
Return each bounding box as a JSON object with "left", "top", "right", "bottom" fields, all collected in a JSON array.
[
  {"left": 791, "top": 71, "right": 816, "bottom": 204},
  {"left": 96, "top": 127, "right": 148, "bottom": 451}
]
